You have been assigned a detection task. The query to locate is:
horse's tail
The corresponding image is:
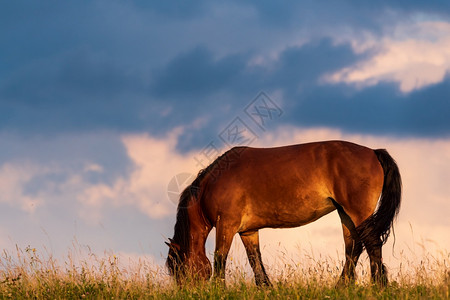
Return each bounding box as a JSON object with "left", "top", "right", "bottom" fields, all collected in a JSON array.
[{"left": 357, "top": 149, "right": 402, "bottom": 248}]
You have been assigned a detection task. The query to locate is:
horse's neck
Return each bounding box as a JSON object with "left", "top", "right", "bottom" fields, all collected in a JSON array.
[{"left": 187, "top": 200, "right": 211, "bottom": 254}]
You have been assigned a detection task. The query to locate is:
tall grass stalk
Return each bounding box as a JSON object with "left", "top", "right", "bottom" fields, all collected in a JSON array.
[{"left": 0, "top": 244, "right": 448, "bottom": 299}]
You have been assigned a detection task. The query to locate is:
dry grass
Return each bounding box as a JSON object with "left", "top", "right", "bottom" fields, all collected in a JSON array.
[{"left": 0, "top": 243, "right": 448, "bottom": 299}]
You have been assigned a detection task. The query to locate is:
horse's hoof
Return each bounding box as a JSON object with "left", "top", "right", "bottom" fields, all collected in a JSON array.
[{"left": 256, "top": 279, "right": 272, "bottom": 288}]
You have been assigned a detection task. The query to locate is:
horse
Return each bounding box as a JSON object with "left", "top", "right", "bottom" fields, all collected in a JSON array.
[{"left": 166, "top": 140, "right": 401, "bottom": 286}]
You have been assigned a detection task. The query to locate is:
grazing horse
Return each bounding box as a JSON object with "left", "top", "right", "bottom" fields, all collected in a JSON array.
[{"left": 166, "top": 141, "right": 401, "bottom": 286}]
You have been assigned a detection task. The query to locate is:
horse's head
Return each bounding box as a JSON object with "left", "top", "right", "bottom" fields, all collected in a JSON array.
[
  {"left": 165, "top": 238, "right": 183, "bottom": 278},
  {"left": 165, "top": 238, "right": 212, "bottom": 284}
]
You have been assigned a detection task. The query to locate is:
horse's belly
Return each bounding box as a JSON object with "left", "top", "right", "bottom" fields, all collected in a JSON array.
[
  {"left": 269, "top": 202, "right": 336, "bottom": 228},
  {"left": 239, "top": 196, "right": 336, "bottom": 231}
]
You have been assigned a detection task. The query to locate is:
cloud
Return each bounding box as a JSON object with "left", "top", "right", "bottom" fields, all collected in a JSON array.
[
  {"left": 266, "top": 39, "right": 363, "bottom": 90},
  {"left": 3, "top": 29, "right": 448, "bottom": 140},
  {"left": 0, "top": 130, "right": 201, "bottom": 260},
  {"left": 152, "top": 46, "right": 246, "bottom": 98},
  {"left": 0, "top": 162, "right": 47, "bottom": 213},
  {"left": 0, "top": 129, "right": 207, "bottom": 223},
  {"left": 0, "top": 47, "right": 154, "bottom": 133},
  {"left": 1, "top": 2, "right": 450, "bottom": 139},
  {"left": 78, "top": 129, "right": 200, "bottom": 222},
  {"left": 228, "top": 1, "right": 450, "bottom": 30},
  {"left": 131, "top": 0, "right": 209, "bottom": 19},
  {"left": 284, "top": 75, "right": 450, "bottom": 137},
  {"left": 327, "top": 21, "right": 450, "bottom": 92}
]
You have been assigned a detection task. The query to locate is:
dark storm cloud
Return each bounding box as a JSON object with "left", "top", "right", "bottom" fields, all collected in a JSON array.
[
  {"left": 148, "top": 39, "right": 361, "bottom": 148},
  {"left": 131, "top": 0, "right": 208, "bottom": 19},
  {"left": 285, "top": 78, "right": 450, "bottom": 137},
  {"left": 267, "top": 39, "right": 364, "bottom": 89},
  {"left": 152, "top": 38, "right": 450, "bottom": 152},
  {"left": 152, "top": 39, "right": 361, "bottom": 100},
  {"left": 235, "top": 0, "right": 450, "bottom": 29},
  {"left": 1, "top": 1, "right": 450, "bottom": 139},
  {"left": 0, "top": 49, "right": 150, "bottom": 132},
  {"left": 152, "top": 47, "right": 246, "bottom": 97},
  {"left": 345, "top": 0, "right": 450, "bottom": 15}
]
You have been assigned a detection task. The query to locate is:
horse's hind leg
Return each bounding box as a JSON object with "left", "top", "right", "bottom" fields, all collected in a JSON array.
[
  {"left": 339, "top": 215, "right": 388, "bottom": 286},
  {"left": 239, "top": 231, "right": 271, "bottom": 286},
  {"left": 337, "top": 225, "right": 363, "bottom": 285},
  {"left": 334, "top": 202, "right": 363, "bottom": 285},
  {"left": 363, "top": 236, "right": 388, "bottom": 286}
]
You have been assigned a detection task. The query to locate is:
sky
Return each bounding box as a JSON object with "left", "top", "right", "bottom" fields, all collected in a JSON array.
[{"left": 1, "top": 1, "right": 450, "bottom": 278}]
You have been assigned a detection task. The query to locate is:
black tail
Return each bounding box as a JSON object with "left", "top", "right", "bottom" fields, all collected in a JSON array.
[{"left": 357, "top": 149, "right": 402, "bottom": 248}]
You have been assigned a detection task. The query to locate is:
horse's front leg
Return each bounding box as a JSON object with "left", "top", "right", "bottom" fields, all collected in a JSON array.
[
  {"left": 213, "top": 224, "right": 235, "bottom": 284},
  {"left": 240, "top": 230, "right": 271, "bottom": 287}
]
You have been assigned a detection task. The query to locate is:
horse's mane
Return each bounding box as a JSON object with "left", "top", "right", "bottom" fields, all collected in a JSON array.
[{"left": 171, "top": 147, "right": 243, "bottom": 253}]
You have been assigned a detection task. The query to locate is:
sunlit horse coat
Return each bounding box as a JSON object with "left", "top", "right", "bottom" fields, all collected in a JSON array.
[{"left": 166, "top": 141, "right": 401, "bottom": 286}]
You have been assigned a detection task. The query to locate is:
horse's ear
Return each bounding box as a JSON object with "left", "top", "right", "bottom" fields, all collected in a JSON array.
[
  {"left": 166, "top": 240, "right": 181, "bottom": 252},
  {"left": 171, "top": 242, "right": 181, "bottom": 252}
]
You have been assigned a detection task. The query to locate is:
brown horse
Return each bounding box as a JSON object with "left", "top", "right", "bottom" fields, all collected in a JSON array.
[{"left": 166, "top": 141, "right": 401, "bottom": 286}]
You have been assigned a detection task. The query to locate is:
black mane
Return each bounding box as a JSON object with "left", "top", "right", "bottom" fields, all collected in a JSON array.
[{"left": 170, "top": 147, "right": 244, "bottom": 252}]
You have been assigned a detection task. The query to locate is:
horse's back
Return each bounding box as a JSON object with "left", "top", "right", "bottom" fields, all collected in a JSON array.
[{"left": 201, "top": 141, "right": 383, "bottom": 231}]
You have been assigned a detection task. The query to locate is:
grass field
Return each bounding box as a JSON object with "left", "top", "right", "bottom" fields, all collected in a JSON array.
[{"left": 0, "top": 245, "right": 448, "bottom": 299}]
